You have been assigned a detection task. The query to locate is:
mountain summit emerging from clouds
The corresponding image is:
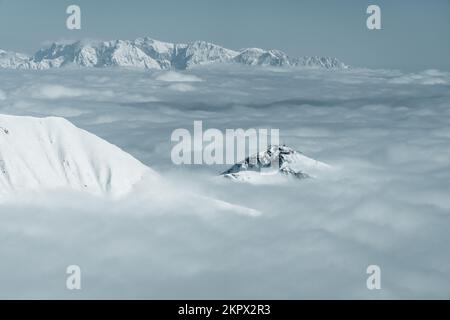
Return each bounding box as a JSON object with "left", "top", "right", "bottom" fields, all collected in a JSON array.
[
  {"left": 222, "top": 145, "right": 331, "bottom": 184},
  {"left": 0, "top": 37, "right": 348, "bottom": 70}
]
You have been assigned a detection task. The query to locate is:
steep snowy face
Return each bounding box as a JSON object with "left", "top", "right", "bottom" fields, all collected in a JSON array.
[
  {"left": 175, "top": 41, "right": 238, "bottom": 69},
  {"left": 234, "top": 48, "right": 292, "bottom": 66},
  {"left": 134, "top": 37, "right": 175, "bottom": 69},
  {"left": 0, "top": 50, "right": 30, "bottom": 69},
  {"left": 108, "top": 40, "right": 161, "bottom": 69},
  {"left": 25, "top": 42, "right": 90, "bottom": 69},
  {"left": 0, "top": 115, "right": 154, "bottom": 197},
  {"left": 222, "top": 145, "right": 331, "bottom": 184},
  {"left": 0, "top": 37, "right": 347, "bottom": 70}
]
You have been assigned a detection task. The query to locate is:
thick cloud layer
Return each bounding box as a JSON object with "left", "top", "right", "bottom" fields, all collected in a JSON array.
[{"left": 0, "top": 66, "right": 449, "bottom": 298}]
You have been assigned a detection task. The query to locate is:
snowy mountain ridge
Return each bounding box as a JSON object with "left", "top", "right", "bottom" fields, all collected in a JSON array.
[{"left": 0, "top": 37, "right": 348, "bottom": 70}]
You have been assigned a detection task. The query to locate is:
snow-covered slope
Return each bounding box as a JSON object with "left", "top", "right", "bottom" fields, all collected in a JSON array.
[
  {"left": 0, "top": 114, "right": 154, "bottom": 197},
  {"left": 0, "top": 37, "right": 347, "bottom": 70},
  {"left": 222, "top": 145, "right": 331, "bottom": 184}
]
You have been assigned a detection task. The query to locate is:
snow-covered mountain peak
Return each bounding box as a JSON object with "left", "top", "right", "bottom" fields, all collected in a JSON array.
[
  {"left": 222, "top": 145, "right": 331, "bottom": 184},
  {"left": 0, "top": 114, "right": 155, "bottom": 197}
]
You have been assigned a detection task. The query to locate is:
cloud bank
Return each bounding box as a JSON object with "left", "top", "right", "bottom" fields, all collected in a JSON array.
[{"left": 0, "top": 66, "right": 449, "bottom": 298}]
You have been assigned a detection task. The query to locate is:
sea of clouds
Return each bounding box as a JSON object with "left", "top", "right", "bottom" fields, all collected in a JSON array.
[{"left": 0, "top": 65, "right": 449, "bottom": 298}]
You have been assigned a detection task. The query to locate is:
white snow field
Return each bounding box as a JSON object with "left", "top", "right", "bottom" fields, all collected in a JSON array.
[{"left": 0, "top": 65, "right": 449, "bottom": 299}]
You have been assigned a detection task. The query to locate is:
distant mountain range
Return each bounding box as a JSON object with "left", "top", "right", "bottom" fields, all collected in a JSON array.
[{"left": 0, "top": 37, "right": 348, "bottom": 70}]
